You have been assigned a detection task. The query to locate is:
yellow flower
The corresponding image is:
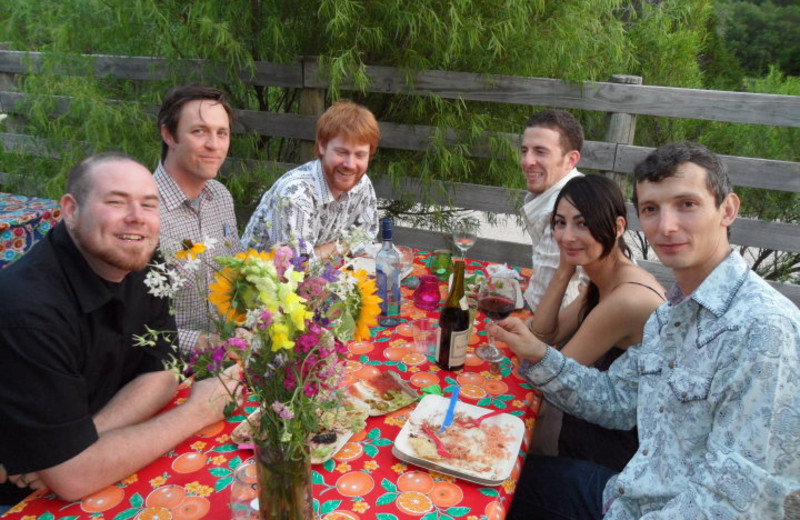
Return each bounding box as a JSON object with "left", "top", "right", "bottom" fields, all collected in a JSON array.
[
  {"left": 211, "top": 455, "right": 228, "bottom": 466},
  {"left": 185, "top": 481, "right": 214, "bottom": 497},
  {"left": 502, "top": 479, "right": 516, "bottom": 494},
  {"left": 352, "top": 269, "right": 381, "bottom": 341},
  {"left": 176, "top": 240, "right": 207, "bottom": 260},
  {"left": 121, "top": 473, "right": 138, "bottom": 485},
  {"left": 391, "top": 463, "right": 408, "bottom": 474},
  {"left": 364, "top": 460, "right": 379, "bottom": 471},
  {"left": 335, "top": 462, "right": 351, "bottom": 473},
  {"left": 429, "top": 470, "right": 455, "bottom": 482},
  {"left": 190, "top": 441, "right": 207, "bottom": 451},
  {"left": 209, "top": 250, "right": 274, "bottom": 324},
  {"left": 150, "top": 475, "right": 168, "bottom": 487},
  {"left": 352, "top": 501, "right": 370, "bottom": 513}
]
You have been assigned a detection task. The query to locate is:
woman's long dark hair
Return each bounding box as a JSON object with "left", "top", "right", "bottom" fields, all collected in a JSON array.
[{"left": 551, "top": 175, "right": 631, "bottom": 322}]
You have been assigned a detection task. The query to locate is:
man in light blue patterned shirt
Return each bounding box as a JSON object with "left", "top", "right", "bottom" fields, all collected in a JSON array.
[
  {"left": 494, "top": 142, "right": 800, "bottom": 519},
  {"left": 241, "top": 100, "right": 379, "bottom": 259}
]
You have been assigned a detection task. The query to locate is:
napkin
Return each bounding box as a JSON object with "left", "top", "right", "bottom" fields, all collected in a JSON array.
[{"left": 485, "top": 263, "right": 524, "bottom": 281}]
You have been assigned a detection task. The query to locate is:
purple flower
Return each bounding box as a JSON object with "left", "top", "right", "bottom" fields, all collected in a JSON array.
[
  {"left": 321, "top": 262, "right": 340, "bottom": 282},
  {"left": 271, "top": 401, "right": 295, "bottom": 420}
]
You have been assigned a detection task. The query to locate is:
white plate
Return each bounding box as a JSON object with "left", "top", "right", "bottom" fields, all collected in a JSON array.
[
  {"left": 352, "top": 244, "right": 414, "bottom": 280},
  {"left": 311, "top": 429, "right": 354, "bottom": 465},
  {"left": 393, "top": 394, "right": 525, "bottom": 485}
]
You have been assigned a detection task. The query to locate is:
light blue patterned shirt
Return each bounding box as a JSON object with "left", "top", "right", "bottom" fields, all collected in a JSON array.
[{"left": 521, "top": 251, "right": 800, "bottom": 518}]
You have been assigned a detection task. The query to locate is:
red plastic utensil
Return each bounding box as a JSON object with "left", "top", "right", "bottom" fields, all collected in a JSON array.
[
  {"left": 421, "top": 425, "right": 453, "bottom": 458},
  {"left": 457, "top": 409, "right": 506, "bottom": 428}
]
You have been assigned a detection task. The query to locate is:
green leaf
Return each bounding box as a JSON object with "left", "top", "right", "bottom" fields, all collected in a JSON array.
[
  {"left": 364, "top": 444, "right": 379, "bottom": 458},
  {"left": 215, "top": 476, "right": 234, "bottom": 492},
  {"left": 319, "top": 500, "right": 342, "bottom": 515},
  {"left": 209, "top": 467, "right": 233, "bottom": 477},
  {"left": 381, "top": 478, "right": 398, "bottom": 492},
  {"left": 422, "top": 512, "right": 441, "bottom": 520},
  {"left": 223, "top": 400, "right": 237, "bottom": 417},
  {"left": 376, "top": 514, "right": 399, "bottom": 520},
  {"left": 477, "top": 397, "right": 492, "bottom": 406},
  {"left": 213, "top": 444, "right": 239, "bottom": 452},
  {"left": 367, "top": 427, "right": 382, "bottom": 440},
  {"left": 112, "top": 508, "right": 139, "bottom": 520},
  {"left": 496, "top": 394, "right": 514, "bottom": 401},
  {"left": 479, "top": 487, "right": 501, "bottom": 497},
  {"left": 37, "top": 513, "right": 55, "bottom": 520},
  {"left": 373, "top": 438, "right": 393, "bottom": 447},
  {"left": 445, "top": 506, "right": 471, "bottom": 517},
  {"left": 312, "top": 471, "right": 326, "bottom": 485},
  {"left": 376, "top": 492, "right": 398, "bottom": 506},
  {"left": 129, "top": 492, "right": 144, "bottom": 508},
  {"left": 323, "top": 458, "right": 335, "bottom": 472}
]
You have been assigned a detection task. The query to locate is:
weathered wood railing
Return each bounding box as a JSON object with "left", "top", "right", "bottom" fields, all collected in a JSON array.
[{"left": 0, "top": 50, "right": 798, "bottom": 304}]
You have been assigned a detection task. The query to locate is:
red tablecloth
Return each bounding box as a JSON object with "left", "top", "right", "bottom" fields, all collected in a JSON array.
[
  {"left": 2, "top": 252, "right": 540, "bottom": 520},
  {"left": 0, "top": 193, "right": 61, "bottom": 268}
]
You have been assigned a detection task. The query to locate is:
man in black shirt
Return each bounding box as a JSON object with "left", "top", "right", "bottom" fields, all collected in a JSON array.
[{"left": 0, "top": 152, "right": 240, "bottom": 508}]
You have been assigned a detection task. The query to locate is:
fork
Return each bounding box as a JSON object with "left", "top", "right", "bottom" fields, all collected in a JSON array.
[
  {"left": 421, "top": 425, "right": 453, "bottom": 458},
  {"left": 456, "top": 409, "right": 506, "bottom": 428}
]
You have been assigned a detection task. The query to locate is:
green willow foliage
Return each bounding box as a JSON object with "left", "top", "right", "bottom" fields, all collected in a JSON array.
[{"left": 1, "top": 0, "right": 715, "bottom": 204}]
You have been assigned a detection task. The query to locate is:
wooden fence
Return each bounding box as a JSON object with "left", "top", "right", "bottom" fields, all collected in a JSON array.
[{"left": 0, "top": 50, "right": 798, "bottom": 304}]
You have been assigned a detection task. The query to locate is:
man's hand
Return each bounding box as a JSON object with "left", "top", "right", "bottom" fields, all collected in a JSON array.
[
  {"left": 1, "top": 465, "right": 46, "bottom": 491},
  {"left": 188, "top": 364, "right": 244, "bottom": 421},
  {"left": 488, "top": 317, "right": 548, "bottom": 363},
  {"left": 194, "top": 332, "right": 222, "bottom": 352}
]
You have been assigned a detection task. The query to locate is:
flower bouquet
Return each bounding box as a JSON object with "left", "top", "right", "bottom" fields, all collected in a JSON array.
[{"left": 145, "top": 239, "right": 381, "bottom": 520}]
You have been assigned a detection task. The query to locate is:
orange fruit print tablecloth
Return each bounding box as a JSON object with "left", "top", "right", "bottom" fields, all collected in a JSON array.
[{"left": 4, "top": 252, "right": 541, "bottom": 520}]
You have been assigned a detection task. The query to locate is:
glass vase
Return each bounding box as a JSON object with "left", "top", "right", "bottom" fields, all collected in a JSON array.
[{"left": 253, "top": 443, "right": 314, "bottom": 520}]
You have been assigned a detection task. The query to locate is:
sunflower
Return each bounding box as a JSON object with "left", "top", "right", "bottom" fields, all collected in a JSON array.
[
  {"left": 208, "top": 249, "right": 274, "bottom": 324},
  {"left": 351, "top": 269, "right": 382, "bottom": 341}
]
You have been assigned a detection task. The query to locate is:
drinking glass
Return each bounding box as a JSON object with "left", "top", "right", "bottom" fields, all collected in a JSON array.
[
  {"left": 475, "top": 276, "right": 519, "bottom": 363},
  {"left": 452, "top": 222, "right": 478, "bottom": 260}
]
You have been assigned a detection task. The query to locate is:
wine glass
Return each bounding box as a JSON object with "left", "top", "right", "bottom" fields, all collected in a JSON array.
[
  {"left": 452, "top": 222, "right": 478, "bottom": 260},
  {"left": 475, "top": 275, "right": 519, "bottom": 363}
]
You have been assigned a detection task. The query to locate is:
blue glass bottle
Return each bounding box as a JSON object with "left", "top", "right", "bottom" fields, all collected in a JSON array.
[{"left": 375, "top": 218, "right": 401, "bottom": 327}]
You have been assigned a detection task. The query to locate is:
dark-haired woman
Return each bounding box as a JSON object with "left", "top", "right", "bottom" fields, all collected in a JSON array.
[{"left": 530, "top": 174, "right": 665, "bottom": 472}]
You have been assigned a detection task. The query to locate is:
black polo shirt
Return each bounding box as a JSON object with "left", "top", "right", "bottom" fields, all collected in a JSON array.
[{"left": 0, "top": 223, "right": 176, "bottom": 505}]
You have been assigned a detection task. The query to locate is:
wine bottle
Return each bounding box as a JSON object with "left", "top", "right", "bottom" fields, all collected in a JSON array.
[
  {"left": 375, "top": 218, "right": 400, "bottom": 327},
  {"left": 437, "top": 260, "right": 469, "bottom": 371}
]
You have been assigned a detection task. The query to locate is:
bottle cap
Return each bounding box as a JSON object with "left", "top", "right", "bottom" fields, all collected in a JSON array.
[{"left": 381, "top": 218, "right": 393, "bottom": 240}]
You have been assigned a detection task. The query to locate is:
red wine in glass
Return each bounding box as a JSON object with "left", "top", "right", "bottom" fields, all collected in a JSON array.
[{"left": 478, "top": 296, "right": 515, "bottom": 320}]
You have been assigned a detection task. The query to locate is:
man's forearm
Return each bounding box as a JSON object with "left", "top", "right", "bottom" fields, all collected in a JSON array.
[
  {"left": 40, "top": 393, "right": 212, "bottom": 501},
  {"left": 93, "top": 371, "right": 178, "bottom": 435}
]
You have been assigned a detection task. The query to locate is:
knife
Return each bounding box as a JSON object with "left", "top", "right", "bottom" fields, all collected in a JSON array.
[{"left": 440, "top": 385, "right": 460, "bottom": 433}]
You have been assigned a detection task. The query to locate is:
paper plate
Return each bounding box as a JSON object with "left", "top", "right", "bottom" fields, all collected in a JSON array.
[{"left": 393, "top": 394, "right": 525, "bottom": 485}]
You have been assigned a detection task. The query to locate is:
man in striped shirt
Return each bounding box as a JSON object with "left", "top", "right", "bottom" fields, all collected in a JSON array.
[{"left": 154, "top": 84, "right": 244, "bottom": 354}]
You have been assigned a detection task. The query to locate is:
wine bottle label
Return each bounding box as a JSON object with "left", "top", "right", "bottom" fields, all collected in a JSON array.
[
  {"left": 458, "top": 296, "right": 468, "bottom": 311},
  {"left": 448, "top": 328, "right": 469, "bottom": 367}
]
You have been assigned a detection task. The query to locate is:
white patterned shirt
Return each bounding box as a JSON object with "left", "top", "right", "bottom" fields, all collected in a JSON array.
[
  {"left": 520, "top": 168, "right": 584, "bottom": 310},
  {"left": 520, "top": 251, "right": 800, "bottom": 518},
  {"left": 154, "top": 164, "right": 243, "bottom": 353},
  {"left": 241, "top": 159, "right": 378, "bottom": 256}
]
